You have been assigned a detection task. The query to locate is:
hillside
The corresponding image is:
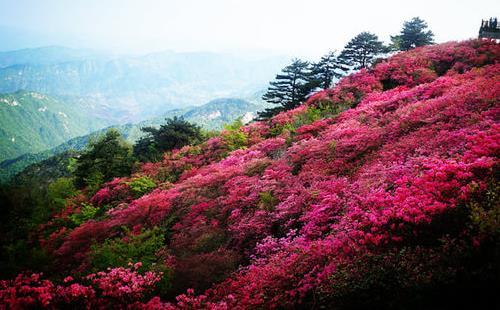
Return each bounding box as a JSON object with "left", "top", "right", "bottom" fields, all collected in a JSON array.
[
  {"left": 0, "top": 47, "right": 287, "bottom": 122},
  {"left": 0, "top": 40, "right": 499, "bottom": 308},
  {"left": 0, "top": 98, "right": 264, "bottom": 181},
  {"left": 0, "top": 90, "right": 110, "bottom": 162}
]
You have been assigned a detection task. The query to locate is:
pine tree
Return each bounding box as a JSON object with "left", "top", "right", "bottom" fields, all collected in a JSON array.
[
  {"left": 258, "top": 59, "right": 314, "bottom": 119},
  {"left": 133, "top": 116, "right": 203, "bottom": 162},
  {"left": 311, "top": 51, "right": 346, "bottom": 89},
  {"left": 338, "top": 32, "right": 385, "bottom": 71},
  {"left": 75, "top": 129, "right": 134, "bottom": 188},
  {"left": 391, "top": 17, "right": 434, "bottom": 51}
]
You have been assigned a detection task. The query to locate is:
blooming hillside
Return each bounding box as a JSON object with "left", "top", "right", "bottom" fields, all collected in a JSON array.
[{"left": 1, "top": 40, "right": 499, "bottom": 309}]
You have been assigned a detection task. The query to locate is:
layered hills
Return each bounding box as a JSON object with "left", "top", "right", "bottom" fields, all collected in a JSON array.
[
  {"left": 0, "top": 47, "right": 287, "bottom": 122},
  {"left": 0, "top": 97, "right": 264, "bottom": 181}
]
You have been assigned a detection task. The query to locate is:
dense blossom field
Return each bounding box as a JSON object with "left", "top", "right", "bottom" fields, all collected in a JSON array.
[{"left": 1, "top": 40, "right": 499, "bottom": 309}]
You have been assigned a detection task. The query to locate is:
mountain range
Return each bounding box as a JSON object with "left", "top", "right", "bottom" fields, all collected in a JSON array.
[
  {"left": 0, "top": 97, "right": 266, "bottom": 181},
  {"left": 0, "top": 46, "right": 286, "bottom": 179},
  {"left": 0, "top": 90, "right": 110, "bottom": 162},
  {"left": 0, "top": 46, "right": 287, "bottom": 122}
]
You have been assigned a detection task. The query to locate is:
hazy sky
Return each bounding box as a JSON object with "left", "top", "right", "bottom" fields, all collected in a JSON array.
[{"left": 0, "top": 0, "right": 499, "bottom": 58}]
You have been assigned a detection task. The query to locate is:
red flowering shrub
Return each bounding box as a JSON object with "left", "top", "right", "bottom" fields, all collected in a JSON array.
[
  {"left": 91, "top": 177, "right": 133, "bottom": 206},
  {"left": 4, "top": 39, "right": 499, "bottom": 309},
  {"left": 0, "top": 263, "right": 162, "bottom": 309}
]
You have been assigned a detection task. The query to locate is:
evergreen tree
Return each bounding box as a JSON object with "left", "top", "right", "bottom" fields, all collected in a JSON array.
[
  {"left": 258, "top": 59, "right": 314, "bottom": 119},
  {"left": 134, "top": 116, "right": 203, "bottom": 162},
  {"left": 311, "top": 51, "right": 346, "bottom": 89},
  {"left": 390, "top": 17, "right": 434, "bottom": 51},
  {"left": 75, "top": 129, "right": 134, "bottom": 188},
  {"left": 338, "top": 32, "right": 385, "bottom": 71}
]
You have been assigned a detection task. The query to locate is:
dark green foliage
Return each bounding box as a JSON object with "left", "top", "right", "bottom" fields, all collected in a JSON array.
[
  {"left": 134, "top": 117, "right": 203, "bottom": 162},
  {"left": 258, "top": 59, "right": 315, "bottom": 119},
  {"left": 338, "top": 32, "right": 386, "bottom": 70},
  {"left": 69, "top": 203, "right": 99, "bottom": 226},
  {"left": 74, "top": 129, "right": 135, "bottom": 188},
  {"left": 391, "top": 17, "right": 434, "bottom": 51},
  {"left": 46, "top": 177, "right": 78, "bottom": 211},
  {"left": 90, "top": 226, "right": 165, "bottom": 272},
  {"left": 311, "top": 51, "right": 346, "bottom": 89},
  {"left": 0, "top": 164, "right": 78, "bottom": 276},
  {"left": 90, "top": 226, "right": 172, "bottom": 294},
  {"left": 320, "top": 238, "right": 500, "bottom": 310}
]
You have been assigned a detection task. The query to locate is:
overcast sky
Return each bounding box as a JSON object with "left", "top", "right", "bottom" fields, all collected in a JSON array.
[{"left": 0, "top": 0, "right": 498, "bottom": 58}]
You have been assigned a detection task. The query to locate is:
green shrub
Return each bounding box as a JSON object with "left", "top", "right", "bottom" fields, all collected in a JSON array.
[
  {"left": 90, "top": 226, "right": 165, "bottom": 272},
  {"left": 47, "top": 177, "right": 78, "bottom": 211},
  {"left": 84, "top": 171, "right": 104, "bottom": 196},
  {"left": 222, "top": 118, "right": 248, "bottom": 151},
  {"left": 259, "top": 191, "right": 279, "bottom": 211},
  {"left": 69, "top": 203, "right": 99, "bottom": 226},
  {"left": 468, "top": 181, "right": 500, "bottom": 235},
  {"left": 128, "top": 176, "right": 156, "bottom": 197}
]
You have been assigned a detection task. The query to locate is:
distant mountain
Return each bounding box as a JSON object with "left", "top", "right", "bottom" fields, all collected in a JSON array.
[
  {"left": 0, "top": 97, "right": 265, "bottom": 182},
  {"left": 0, "top": 46, "right": 105, "bottom": 68},
  {"left": 0, "top": 47, "right": 287, "bottom": 122},
  {"left": 0, "top": 90, "right": 110, "bottom": 163}
]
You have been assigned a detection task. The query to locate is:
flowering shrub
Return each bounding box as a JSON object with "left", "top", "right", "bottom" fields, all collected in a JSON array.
[
  {"left": 4, "top": 39, "right": 499, "bottom": 309},
  {"left": 0, "top": 263, "right": 162, "bottom": 308},
  {"left": 90, "top": 177, "right": 132, "bottom": 206}
]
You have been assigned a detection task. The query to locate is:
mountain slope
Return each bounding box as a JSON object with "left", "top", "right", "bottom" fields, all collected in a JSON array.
[
  {"left": 1, "top": 40, "right": 499, "bottom": 308},
  {"left": 0, "top": 90, "right": 109, "bottom": 162},
  {"left": 0, "top": 97, "right": 264, "bottom": 181},
  {"left": 0, "top": 47, "right": 287, "bottom": 122}
]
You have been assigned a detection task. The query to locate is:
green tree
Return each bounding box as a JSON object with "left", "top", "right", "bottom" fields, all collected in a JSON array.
[
  {"left": 222, "top": 118, "right": 248, "bottom": 151},
  {"left": 46, "top": 177, "right": 77, "bottom": 212},
  {"left": 390, "top": 17, "right": 434, "bottom": 51},
  {"left": 74, "top": 129, "right": 134, "bottom": 188},
  {"left": 311, "top": 51, "right": 346, "bottom": 89},
  {"left": 338, "top": 32, "right": 386, "bottom": 71},
  {"left": 134, "top": 116, "right": 203, "bottom": 162},
  {"left": 258, "top": 59, "right": 315, "bottom": 120}
]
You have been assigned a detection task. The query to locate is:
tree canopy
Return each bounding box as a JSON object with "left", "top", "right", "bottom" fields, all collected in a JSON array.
[
  {"left": 338, "top": 32, "right": 386, "bottom": 70},
  {"left": 134, "top": 116, "right": 203, "bottom": 162},
  {"left": 311, "top": 51, "right": 345, "bottom": 89},
  {"left": 390, "top": 17, "right": 434, "bottom": 51},
  {"left": 75, "top": 129, "right": 134, "bottom": 189},
  {"left": 258, "top": 59, "right": 315, "bottom": 119}
]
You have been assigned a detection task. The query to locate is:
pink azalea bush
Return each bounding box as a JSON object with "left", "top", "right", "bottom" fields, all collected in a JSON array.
[
  {"left": 0, "top": 263, "right": 162, "bottom": 309},
  {"left": 2, "top": 39, "right": 499, "bottom": 309}
]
